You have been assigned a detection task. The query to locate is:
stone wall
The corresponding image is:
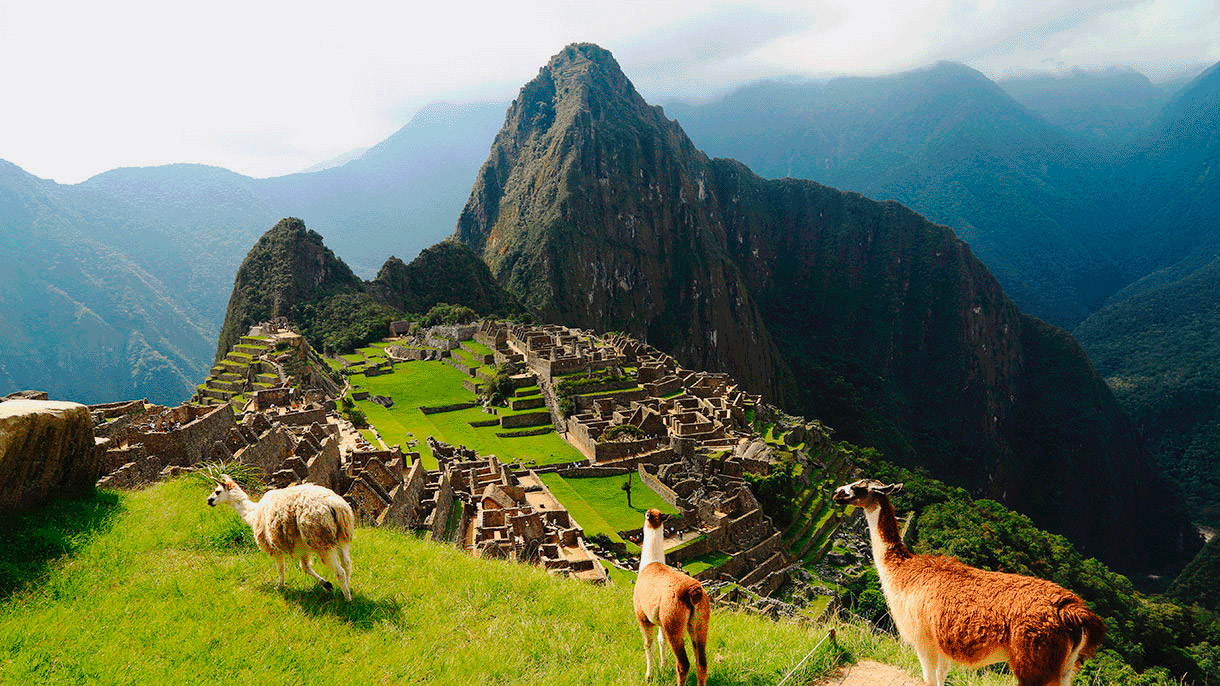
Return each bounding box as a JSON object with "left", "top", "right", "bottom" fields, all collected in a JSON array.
[
  {"left": 638, "top": 464, "right": 680, "bottom": 508},
  {"left": 140, "top": 405, "right": 236, "bottom": 467},
  {"left": 499, "top": 411, "right": 551, "bottom": 429},
  {"left": 419, "top": 402, "right": 479, "bottom": 415},
  {"left": 235, "top": 425, "right": 294, "bottom": 479},
  {"left": 0, "top": 400, "right": 104, "bottom": 511}
]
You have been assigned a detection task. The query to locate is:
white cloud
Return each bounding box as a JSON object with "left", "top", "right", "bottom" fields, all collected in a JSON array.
[{"left": 0, "top": 0, "right": 1214, "bottom": 184}]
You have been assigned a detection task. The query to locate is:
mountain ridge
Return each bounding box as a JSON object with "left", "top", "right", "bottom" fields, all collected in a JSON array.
[{"left": 454, "top": 43, "right": 1198, "bottom": 574}]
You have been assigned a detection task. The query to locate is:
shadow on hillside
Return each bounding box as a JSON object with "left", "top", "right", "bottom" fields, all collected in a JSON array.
[
  {"left": 0, "top": 488, "right": 124, "bottom": 600},
  {"left": 276, "top": 585, "right": 405, "bottom": 630}
]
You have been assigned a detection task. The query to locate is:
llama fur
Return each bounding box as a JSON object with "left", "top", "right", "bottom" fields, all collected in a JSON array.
[
  {"left": 633, "top": 508, "right": 710, "bottom": 686},
  {"left": 209, "top": 475, "right": 355, "bottom": 600},
  {"left": 833, "top": 478, "right": 1105, "bottom": 686}
]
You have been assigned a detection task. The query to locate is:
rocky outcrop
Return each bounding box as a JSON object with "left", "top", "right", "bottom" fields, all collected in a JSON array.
[
  {"left": 217, "top": 219, "right": 521, "bottom": 360},
  {"left": 0, "top": 399, "right": 104, "bottom": 511},
  {"left": 454, "top": 43, "right": 1199, "bottom": 574}
]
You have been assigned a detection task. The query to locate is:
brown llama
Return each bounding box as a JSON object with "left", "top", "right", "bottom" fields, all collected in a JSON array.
[
  {"left": 833, "top": 479, "right": 1106, "bottom": 686},
  {"left": 633, "top": 509, "right": 711, "bottom": 686}
]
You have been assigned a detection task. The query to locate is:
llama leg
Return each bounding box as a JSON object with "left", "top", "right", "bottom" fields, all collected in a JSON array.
[
  {"left": 663, "top": 623, "right": 690, "bottom": 686},
  {"left": 638, "top": 618, "right": 658, "bottom": 680},
  {"left": 934, "top": 653, "right": 950, "bottom": 686},
  {"left": 340, "top": 543, "right": 353, "bottom": 579},
  {"left": 323, "top": 548, "right": 351, "bottom": 601},
  {"left": 273, "top": 554, "right": 286, "bottom": 587},
  {"left": 689, "top": 630, "right": 708, "bottom": 686},
  {"left": 299, "top": 554, "right": 334, "bottom": 592},
  {"left": 912, "top": 642, "right": 939, "bottom": 685}
]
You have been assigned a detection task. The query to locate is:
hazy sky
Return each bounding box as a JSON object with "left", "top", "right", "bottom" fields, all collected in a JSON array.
[{"left": 1, "top": 0, "right": 1215, "bottom": 184}]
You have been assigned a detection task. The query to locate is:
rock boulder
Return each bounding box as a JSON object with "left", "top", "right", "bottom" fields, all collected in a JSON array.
[{"left": 0, "top": 399, "right": 103, "bottom": 511}]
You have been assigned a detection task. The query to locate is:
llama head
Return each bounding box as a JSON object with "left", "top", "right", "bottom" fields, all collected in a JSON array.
[
  {"left": 207, "top": 475, "right": 239, "bottom": 507},
  {"left": 832, "top": 478, "right": 903, "bottom": 508},
  {"left": 644, "top": 508, "right": 670, "bottom": 531}
]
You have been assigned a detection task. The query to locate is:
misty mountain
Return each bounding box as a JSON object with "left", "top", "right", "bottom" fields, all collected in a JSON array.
[
  {"left": 664, "top": 63, "right": 1122, "bottom": 328},
  {"left": 998, "top": 68, "right": 1174, "bottom": 146},
  {"left": 1074, "top": 63, "right": 1220, "bottom": 525},
  {"left": 0, "top": 102, "right": 504, "bottom": 404}
]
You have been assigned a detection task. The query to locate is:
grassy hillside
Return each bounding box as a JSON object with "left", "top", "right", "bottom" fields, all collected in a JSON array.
[{"left": 0, "top": 479, "right": 1021, "bottom": 685}]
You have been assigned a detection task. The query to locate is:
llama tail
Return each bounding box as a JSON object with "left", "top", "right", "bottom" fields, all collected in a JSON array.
[
  {"left": 330, "top": 498, "right": 355, "bottom": 544},
  {"left": 1059, "top": 601, "right": 1107, "bottom": 662},
  {"left": 682, "top": 583, "right": 704, "bottom": 611}
]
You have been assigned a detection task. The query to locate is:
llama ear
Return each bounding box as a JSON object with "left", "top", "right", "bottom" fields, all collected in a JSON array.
[{"left": 876, "top": 482, "right": 903, "bottom": 495}]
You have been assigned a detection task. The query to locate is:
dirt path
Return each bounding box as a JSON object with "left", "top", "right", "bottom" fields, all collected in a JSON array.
[{"left": 815, "top": 660, "right": 922, "bottom": 686}]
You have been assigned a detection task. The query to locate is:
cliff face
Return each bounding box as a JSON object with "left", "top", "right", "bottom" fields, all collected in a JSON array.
[{"left": 455, "top": 43, "right": 1198, "bottom": 573}]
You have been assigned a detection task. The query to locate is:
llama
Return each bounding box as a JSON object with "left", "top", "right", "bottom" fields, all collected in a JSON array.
[
  {"left": 208, "top": 475, "right": 355, "bottom": 600},
  {"left": 633, "top": 509, "right": 711, "bottom": 686},
  {"left": 832, "top": 478, "right": 1106, "bottom": 686}
]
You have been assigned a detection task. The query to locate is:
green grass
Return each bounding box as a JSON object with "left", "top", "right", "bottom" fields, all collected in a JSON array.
[
  {"left": 0, "top": 481, "right": 869, "bottom": 684},
  {"left": 461, "top": 340, "right": 494, "bottom": 357},
  {"left": 346, "top": 362, "right": 582, "bottom": 469},
  {"left": 538, "top": 474, "right": 678, "bottom": 550},
  {"left": 682, "top": 551, "right": 732, "bottom": 576},
  {"left": 0, "top": 481, "right": 1021, "bottom": 686}
]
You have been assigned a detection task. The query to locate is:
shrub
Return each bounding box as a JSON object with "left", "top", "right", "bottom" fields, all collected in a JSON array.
[
  {"left": 421, "top": 303, "right": 477, "bottom": 327},
  {"left": 600, "top": 424, "right": 646, "bottom": 442}
]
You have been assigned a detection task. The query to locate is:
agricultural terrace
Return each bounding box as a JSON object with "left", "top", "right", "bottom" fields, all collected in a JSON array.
[{"left": 345, "top": 360, "right": 582, "bottom": 469}]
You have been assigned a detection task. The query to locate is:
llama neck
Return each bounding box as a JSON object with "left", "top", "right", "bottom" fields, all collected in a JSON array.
[
  {"left": 864, "top": 496, "right": 911, "bottom": 570},
  {"left": 227, "top": 490, "right": 260, "bottom": 528},
  {"left": 639, "top": 525, "right": 666, "bottom": 571}
]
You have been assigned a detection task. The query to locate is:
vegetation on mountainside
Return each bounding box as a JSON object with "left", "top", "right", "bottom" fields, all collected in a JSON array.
[
  {"left": 216, "top": 219, "right": 521, "bottom": 362},
  {"left": 1076, "top": 254, "right": 1220, "bottom": 527},
  {"left": 292, "top": 292, "right": 401, "bottom": 354},
  {"left": 420, "top": 303, "right": 477, "bottom": 327},
  {"left": 452, "top": 42, "right": 1196, "bottom": 575},
  {"left": 830, "top": 453, "right": 1220, "bottom": 685}
]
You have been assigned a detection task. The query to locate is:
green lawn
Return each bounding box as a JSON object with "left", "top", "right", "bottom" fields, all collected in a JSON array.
[
  {"left": 347, "top": 362, "right": 582, "bottom": 469},
  {"left": 682, "top": 551, "right": 732, "bottom": 575},
  {"left": 539, "top": 474, "right": 679, "bottom": 549},
  {"left": 0, "top": 480, "right": 970, "bottom": 686},
  {"left": 462, "top": 340, "right": 494, "bottom": 357}
]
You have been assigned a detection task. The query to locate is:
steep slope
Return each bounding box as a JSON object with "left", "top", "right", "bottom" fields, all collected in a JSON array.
[
  {"left": 1073, "top": 62, "right": 1220, "bottom": 525},
  {"left": 456, "top": 43, "right": 1197, "bottom": 573},
  {"left": 0, "top": 162, "right": 214, "bottom": 403},
  {"left": 664, "top": 64, "right": 1119, "bottom": 328},
  {"left": 214, "top": 218, "right": 364, "bottom": 359},
  {"left": 216, "top": 218, "right": 519, "bottom": 359}
]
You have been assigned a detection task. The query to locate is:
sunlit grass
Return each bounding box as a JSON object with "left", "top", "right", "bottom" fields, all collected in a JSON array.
[{"left": 0, "top": 480, "right": 1025, "bottom": 686}]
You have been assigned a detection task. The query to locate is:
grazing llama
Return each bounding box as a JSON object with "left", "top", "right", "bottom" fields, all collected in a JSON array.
[
  {"left": 633, "top": 508, "right": 711, "bottom": 686},
  {"left": 833, "top": 479, "right": 1106, "bottom": 686},
  {"left": 208, "top": 475, "right": 355, "bottom": 600}
]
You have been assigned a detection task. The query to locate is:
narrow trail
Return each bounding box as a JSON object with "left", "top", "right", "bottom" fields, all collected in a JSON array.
[{"left": 815, "top": 660, "right": 922, "bottom": 686}]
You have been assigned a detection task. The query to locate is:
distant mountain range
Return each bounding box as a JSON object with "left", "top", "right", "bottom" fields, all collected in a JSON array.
[
  {"left": 663, "top": 59, "right": 1220, "bottom": 527},
  {"left": 0, "top": 101, "right": 505, "bottom": 404},
  {"left": 5, "top": 46, "right": 1220, "bottom": 533}
]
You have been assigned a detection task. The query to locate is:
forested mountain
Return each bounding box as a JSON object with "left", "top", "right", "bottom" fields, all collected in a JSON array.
[
  {"left": 997, "top": 68, "right": 1174, "bottom": 146},
  {"left": 454, "top": 43, "right": 1198, "bottom": 574},
  {"left": 215, "top": 218, "right": 518, "bottom": 360},
  {"left": 0, "top": 102, "right": 504, "bottom": 404}
]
